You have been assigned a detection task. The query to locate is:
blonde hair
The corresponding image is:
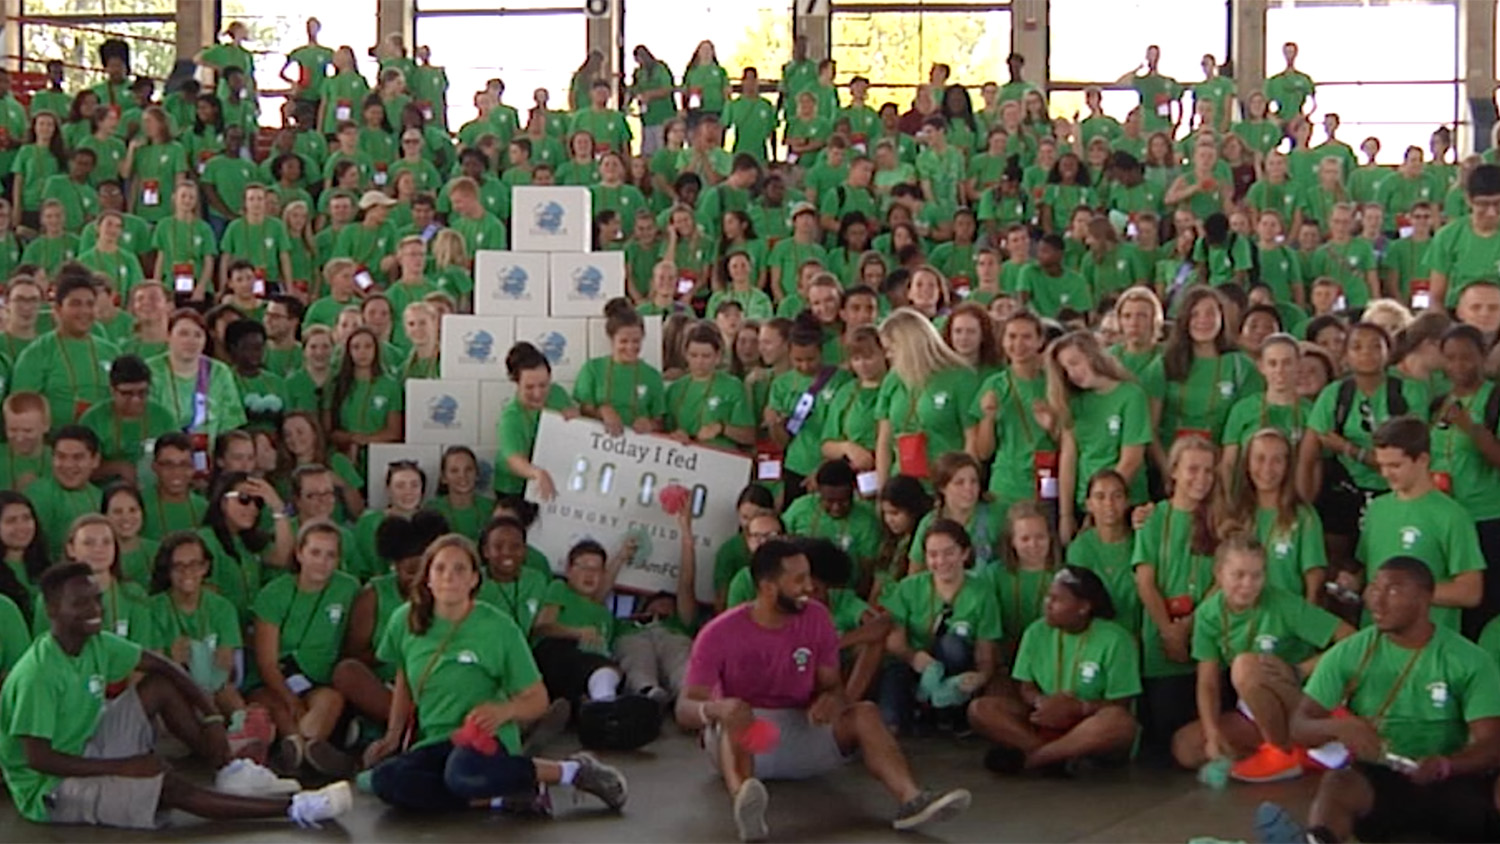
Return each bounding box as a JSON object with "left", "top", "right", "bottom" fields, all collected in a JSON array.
[
  {"left": 1114, "top": 286, "right": 1164, "bottom": 338},
  {"left": 1001, "top": 500, "right": 1061, "bottom": 573},
  {"left": 431, "top": 229, "right": 468, "bottom": 269},
  {"left": 1362, "top": 298, "right": 1413, "bottom": 336},
  {"left": 1045, "top": 330, "right": 1134, "bottom": 430},
  {"left": 878, "top": 307, "right": 970, "bottom": 387}
]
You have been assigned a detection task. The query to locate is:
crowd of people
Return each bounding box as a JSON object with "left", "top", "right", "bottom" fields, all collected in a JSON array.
[{"left": 0, "top": 16, "right": 1496, "bottom": 843}]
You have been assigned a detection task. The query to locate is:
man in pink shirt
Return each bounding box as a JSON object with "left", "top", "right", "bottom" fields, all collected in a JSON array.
[{"left": 677, "top": 538, "right": 971, "bottom": 842}]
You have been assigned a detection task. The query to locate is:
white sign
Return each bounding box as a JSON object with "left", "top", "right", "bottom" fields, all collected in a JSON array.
[
  {"left": 440, "top": 314, "right": 514, "bottom": 380},
  {"left": 478, "top": 379, "right": 517, "bottom": 448},
  {"left": 518, "top": 317, "right": 589, "bottom": 382},
  {"left": 586, "top": 314, "right": 663, "bottom": 371},
  {"left": 474, "top": 250, "right": 549, "bottom": 317},
  {"left": 549, "top": 251, "right": 625, "bottom": 317},
  {"left": 512, "top": 186, "right": 592, "bottom": 253},
  {"left": 527, "top": 413, "right": 750, "bottom": 603},
  {"left": 405, "top": 379, "right": 481, "bottom": 444},
  {"left": 366, "top": 444, "right": 442, "bottom": 511}
]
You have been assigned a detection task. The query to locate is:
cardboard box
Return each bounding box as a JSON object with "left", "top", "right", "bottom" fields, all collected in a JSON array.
[
  {"left": 439, "top": 315, "right": 514, "bottom": 381},
  {"left": 477, "top": 380, "right": 517, "bottom": 447},
  {"left": 404, "top": 379, "right": 481, "bottom": 444},
  {"left": 365, "top": 444, "right": 442, "bottom": 510},
  {"left": 511, "top": 186, "right": 592, "bottom": 252},
  {"left": 515, "top": 317, "right": 589, "bottom": 383},
  {"left": 586, "top": 312, "right": 663, "bottom": 370},
  {"left": 549, "top": 251, "right": 625, "bottom": 317},
  {"left": 473, "top": 250, "right": 549, "bottom": 317}
]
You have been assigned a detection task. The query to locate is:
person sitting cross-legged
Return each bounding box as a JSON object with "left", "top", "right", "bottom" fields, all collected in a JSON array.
[
  {"left": 0, "top": 562, "right": 351, "bottom": 830},
  {"left": 676, "top": 537, "right": 972, "bottom": 843}
]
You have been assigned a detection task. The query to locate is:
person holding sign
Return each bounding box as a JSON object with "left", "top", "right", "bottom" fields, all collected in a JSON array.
[
  {"left": 1255, "top": 557, "right": 1500, "bottom": 844},
  {"left": 614, "top": 499, "right": 701, "bottom": 706},
  {"left": 362, "top": 534, "right": 629, "bottom": 815},
  {"left": 493, "top": 341, "right": 578, "bottom": 499},
  {"left": 969, "top": 566, "right": 1140, "bottom": 775},
  {"left": 679, "top": 538, "right": 972, "bottom": 843},
  {"left": 574, "top": 300, "right": 666, "bottom": 436},
  {"left": 1170, "top": 534, "right": 1351, "bottom": 783},
  {"left": 875, "top": 309, "right": 979, "bottom": 485}
]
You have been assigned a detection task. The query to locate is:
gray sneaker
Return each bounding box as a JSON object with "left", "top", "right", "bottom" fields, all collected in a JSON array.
[
  {"left": 733, "top": 777, "right": 770, "bottom": 843},
  {"left": 892, "top": 787, "right": 971, "bottom": 831},
  {"left": 568, "top": 752, "right": 627, "bottom": 811}
]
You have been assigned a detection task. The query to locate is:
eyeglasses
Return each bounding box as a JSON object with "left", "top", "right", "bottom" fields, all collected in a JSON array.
[
  {"left": 170, "top": 558, "right": 208, "bottom": 571},
  {"left": 746, "top": 530, "right": 779, "bottom": 543}
]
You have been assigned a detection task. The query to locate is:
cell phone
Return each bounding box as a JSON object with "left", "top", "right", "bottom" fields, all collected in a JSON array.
[
  {"left": 174, "top": 274, "right": 194, "bottom": 294},
  {"left": 355, "top": 269, "right": 375, "bottom": 291}
]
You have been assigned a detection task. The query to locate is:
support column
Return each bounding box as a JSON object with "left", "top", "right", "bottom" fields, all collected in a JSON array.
[
  {"left": 1459, "top": 0, "right": 1497, "bottom": 153},
  {"left": 586, "top": 0, "right": 622, "bottom": 104},
  {"left": 1, "top": 0, "right": 21, "bottom": 72},
  {"left": 793, "top": 2, "right": 830, "bottom": 63},
  {"left": 376, "top": 0, "right": 415, "bottom": 58},
  {"left": 175, "top": 0, "right": 216, "bottom": 62},
  {"left": 1230, "top": 0, "right": 1267, "bottom": 110},
  {"left": 1009, "top": 0, "right": 1047, "bottom": 91}
]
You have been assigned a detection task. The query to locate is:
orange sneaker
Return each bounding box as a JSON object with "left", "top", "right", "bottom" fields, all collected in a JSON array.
[{"left": 1230, "top": 743, "right": 1303, "bottom": 784}]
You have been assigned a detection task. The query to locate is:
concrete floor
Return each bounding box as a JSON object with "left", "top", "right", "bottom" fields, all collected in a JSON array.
[{"left": 0, "top": 731, "right": 1316, "bottom": 843}]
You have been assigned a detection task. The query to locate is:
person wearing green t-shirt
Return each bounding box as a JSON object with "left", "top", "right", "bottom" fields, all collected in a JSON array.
[
  {"left": 148, "top": 311, "right": 247, "bottom": 438},
  {"left": 201, "top": 471, "right": 294, "bottom": 623},
  {"left": 785, "top": 462, "right": 884, "bottom": 573},
  {"left": 1352, "top": 416, "right": 1486, "bottom": 633},
  {"left": 613, "top": 505, "right": 703, "bottom": 703},
  {"left": 140, "top": 435, "right": 209, "bottom": 541},
  {"left": 665, "top": 324, "right": 754, "bottom": 452},
  {"left": 1263, "top": 42, "right": 1316, "bottom": 121},
  {"left": 219, "top": 185, "right": 293, "bottom": 286},
  {"left": 363, "top": 535, "right": 627, "bottom": 813},
  {"left": 493, "top": 342, "right": 578, "bottom": 497},
  {"left": 476, "top": 515, "right": 552, "bottom": 639},
  {"left": 328, "top": 328, "right": 404, "bottom": 462},
  {"left": 1172, "top": 535, "right": 1350, "bottom": 781},
  {"left": 247, "top": 523, "right": 358, "bottom": 776},
  {"left": 968, "top": 313, "right": 1055, "bottom": 513},
  {"left": 149, "top": 182, "right": 219, "bottom": 296},
  {"left": 428, "top": 446, "right": 495, "bottom": 543},
  {"left": 0, "top": 562, "right": 352, "bottom": 829},
  {"left": 38, "top": 147, "right": 99, "bottom": 232},
  {"left": 1117, "top": 46, "right": 1182, "bottom": 134},
  {"left": 24, "top": 426, "right": 101, "bottom": 559},
  {"left": 874, "top": 311, "right": 980, "bottom": 484},
  {"left": 1054, "top": 332, "right": 1154, "bottom": 536},
  {"left": 1427, "top": 163, "right": 1500, "bottom": 309},
  {"left": 879, "top": 518, "right": 1001, "bottom": 734},
  {"left": 1017, "top": 235, "right": 1092, "bottom": 318},
  {"left": 1257, "top": 557, "right": 1500, "bottom": 844},
  {"left": 969, "top": 565, "right": 1141, "bottom": 774},
  {"left": 1066, "top": 471, "right": 1142, "bottom": 635},
  {"left": 15, "top": 275, "right": 119, "bottom": 431},
  {"left": 79, "top": 354, "right": 176, "bottom": 481},
  {"left": 146, "top": 531, "right": 246, "bottom": 717},
  {"left": 723, "top": 69, "right": 777, "bottom": 163},
  {"left": 1310, "top": 204, "right": 1380, "bottom": 309},
  {"left": 574, "top": 303, "right": 667, "bottom": 434},
  {"left": 767, "top": 320, "right": 851, "bottom": 502},
  {"left": 1131, "top": 437, "right": 1221, "bottom": 759}
]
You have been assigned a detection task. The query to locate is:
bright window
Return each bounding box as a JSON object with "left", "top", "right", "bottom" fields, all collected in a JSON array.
[{"left": 414, "top": 12, "right": 584, "bottom": 127}]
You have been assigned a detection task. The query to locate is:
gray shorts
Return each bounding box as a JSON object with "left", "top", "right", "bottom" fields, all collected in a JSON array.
[
  {"left": 705, "top": 707, "right": 851, "bottom": 781},
  {"left": 46, "top": 687, "right": 165, "bottom": 829}
]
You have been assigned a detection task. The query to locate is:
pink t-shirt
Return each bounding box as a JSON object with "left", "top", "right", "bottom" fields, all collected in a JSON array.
[{"left": 686, "top": 602, "right": 841, "bottom": 710}]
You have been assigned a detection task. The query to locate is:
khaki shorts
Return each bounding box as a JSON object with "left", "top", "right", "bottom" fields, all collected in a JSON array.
[
  {"left": 46, "top": 687, "right": 164, "bottom": 829},
  {"left": 704, "top": 707, "right": 851, "bottom": 781}
]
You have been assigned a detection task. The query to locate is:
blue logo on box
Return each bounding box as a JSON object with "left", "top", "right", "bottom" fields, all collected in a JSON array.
[
  {"left": 572, "top": 265, "right": 603, "bottom": 297},
  {"left": 427, "top": 394, "right": 459, "bottom": 426},
  {"left": 534, "top": 201, "right": 566, "bottom": 234},
  {"left": 537, "top": 331, "right": 567, "bottom": 364},
  {"left": 463, "top": 330, "right": 495, "bottom": 362},
  {"left": 498, "top": 265, "right": 528, "bottom": 298}
]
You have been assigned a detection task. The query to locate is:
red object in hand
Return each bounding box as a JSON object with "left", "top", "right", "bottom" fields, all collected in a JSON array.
[
  {"left": 660, "top": 484, "right": 690, "bottom": 516},
  {"left": 1165, "top": 595, "right": 1195, "bottom": 620},
  {"left": 737, "top": 718, "right": 780, "bottom": 754},
  {"left": 451, "top": 715, "right": 499, "bottom": 756}
]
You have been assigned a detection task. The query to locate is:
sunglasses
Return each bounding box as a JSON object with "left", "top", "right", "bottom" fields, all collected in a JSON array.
[{"left": 224, "top": 491, "right": 265, "bottom": 508}]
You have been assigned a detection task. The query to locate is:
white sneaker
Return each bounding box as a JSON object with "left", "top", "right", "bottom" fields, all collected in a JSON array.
[
  {"left": 216, "top": 758, "right": 301, "bottom": 796},
  {"left": 288, "top": 781, "right": 353, "bottom": 828}
]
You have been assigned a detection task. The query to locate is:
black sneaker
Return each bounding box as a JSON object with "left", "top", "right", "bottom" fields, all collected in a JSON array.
[
  {"left": 892, "top": 788, "right": 971, "bottom": 831},
  {"left": 568, "top": 752, "right": 627, "bottom": 811}
]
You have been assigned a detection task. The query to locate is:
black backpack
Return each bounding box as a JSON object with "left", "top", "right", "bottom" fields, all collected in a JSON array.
[
  {"left": 576, "top": 694, "right": 662, "bottom": 752},
  {"left": 1332, "top": 376, "right": 1409, "bottom": 434}
]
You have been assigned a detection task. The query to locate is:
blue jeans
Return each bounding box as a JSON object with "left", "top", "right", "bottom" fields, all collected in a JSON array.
[
  {"left": 877, "top": 632, "right": 976, "bottom": 732},
  {"left": 371, "top": 740, "right": 537, "bottom": 812}
]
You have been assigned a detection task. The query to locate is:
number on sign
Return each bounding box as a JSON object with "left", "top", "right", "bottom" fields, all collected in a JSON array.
[{"left": 564, "top": 455, "right": 710, "bottom": 516}]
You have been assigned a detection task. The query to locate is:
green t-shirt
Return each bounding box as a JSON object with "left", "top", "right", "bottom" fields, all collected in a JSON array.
[
  {"left": 1065, "top": 528, "right": 1142, "bottom": 635},
  {"left": 1220, "top": 395, "right": 1310, "bottom": 454},
  {"left": 1426, "top": 219, "right": 1500, "bottom": 307},
  {"left": 1155, "top": 351, "right": 1256, "bottom": 445},
  {"left": 252, "top": 571, "right": 359, "bottom": 685},
  {"left": 11, "top": 331, "right": 116, "bottom": 430},
  {"left": 477, "top": 568, "right": 552, "bottom": 637},
  {"left": 77, "top": 399, "right": 177, "bottom": 468},
  {"left": 141, "top": 489, "right": 208, "bottom": 540},
  {"left": 429, "top": 495, "right": 497, "bottom": 543},
  {"left": 724, "top": 96, "right": 777, "bottom": 161},
  {"left": 981, "top": 565, "right": 1053, "bottom": 646},
  {"left": 146, "top": 589, "right": 242, "bottom": 655},
  {"left": 377, "top": 601, "right": 541, "bottom": 754},
  {"left": 493, "top": 385, "right": 575, "bottom": 495},
  {"left": 220, "top": 217, "right": 292, "bottom": 282},
  {"left": 1131, "top": 501, "right": 1217, "bottom": 678},
  {"left": 200, "top": 527, "right": 265, "bottom": 621},
  {"left": 1018, "top": 264, "right": 1092, "bottom": 317},
  {"left": 1012, "top": 617, "right": 1141, "bottom": 701},
  {"left": 1430, "top": 384, "right": 1500, "bottom": 521},
  {"left": 821, "top": 380, "right": 881, "bottom": 456},
  {"left": 335, "top": 373, "right": 404, "bottom": 436},
  {"left": 0, "top": 445, "right": 49, "bottom": 492},
  {"left": 1068, "top": 381, "right": 1154, "bottom": 505},
  {"left": 146, "top": 355, "right": 247, "bottom": 438},
  {"left": 769, "top": 367, "right": 851, "bottom": 477},
  {"left": 1255, "top": 506, "right": 1329, "bottom": 599},
  {"left": 664, "top": 372, "right": 754, "bottom": 451},
  {"left": 0, "top": 632, "right": 142, "bottom": 821},
  {"left": 1308, "top": 376, "right": 1431, "bottom": 491},
  {"left": 0, "top": 594, "right": 29, "bottom": 675},
  {"left": 1310, "top": 239, "right": 1379, "bottom": 309},
  {"left": 881, "top": 570, "right": 1002, "bottom": 653},
  {"left": 1131, "top": 73, "right": 1182, "bottom": 130},
  {"left": 201, "top": 155, "right": 258, "bottom": 216},
  {"left": 1356, "top": 490, "right": 1487, "bottom": 631},
  {"left": 783, "top": 497, "right": 882, "bottom": 570},
  {"left": 542, "top": 579, "right": 615, "bottom": 653},
  {"left": 1264, "top": 70, "right": 1316, "bottom": 118},
  {"left": 150, "top": 217, "right": 218, "bottom": 279},
  {"left": 713, "top": 534, "right": 752, "bottom": 597},
  {"left": 24, "top": 477, "right": 100, "bottom": 559},
  {"left": 1191, "top": 586, "right": 1339, "bottom": 668},
  {"left": 910, "top": 502, "right": 1004, "bottom": 572},
  {"left": 572, "top": 357, "right": 666, "bottom": 428},
  {"left": 1305, "top": 625, "right": 1500, "bottom": 760},
  {"left": 874, "top": 367, "right": 980, "bottom": 478},
  {"left": 967, "top": 369, "right": 1056, "bottom": 509}
]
